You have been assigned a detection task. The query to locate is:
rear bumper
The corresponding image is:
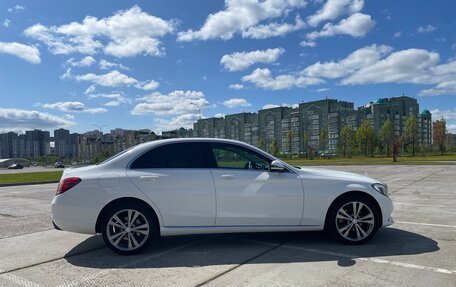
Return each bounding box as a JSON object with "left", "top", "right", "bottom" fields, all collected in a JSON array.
[
  {"left": 51, "top": 194, "right": 100, "bottom": 234},
  {"left": 52, "top": 220, "right": 62, "bottom": 230}
]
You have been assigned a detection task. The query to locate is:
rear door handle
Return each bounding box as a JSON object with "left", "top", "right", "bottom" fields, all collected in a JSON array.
[
  {"left": 140, "top": 175, "right": 160, "bottom": 181},
  {"left": 220, "top": 174, "right": 235, "bottom": 180}
]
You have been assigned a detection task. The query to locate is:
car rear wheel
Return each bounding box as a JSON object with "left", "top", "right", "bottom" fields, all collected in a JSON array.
[
  {"left": 101, "top": 204, "right": 155, "bottom": 255},
  {"left": 327, "top": 195, "right": 379, "bottom": 244}
]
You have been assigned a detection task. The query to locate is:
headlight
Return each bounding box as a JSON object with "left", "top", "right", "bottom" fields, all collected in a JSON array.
[{"left": 372, "top": 183, "right": 388, "bottom": 196}]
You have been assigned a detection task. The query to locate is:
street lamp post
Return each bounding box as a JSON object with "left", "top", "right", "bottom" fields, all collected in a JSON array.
[
  {"left": 91, "top": 124, "right": 110, "bottom": 133},
  {"left": 190, "top": 102, "right": 202, "bottom": 120}
]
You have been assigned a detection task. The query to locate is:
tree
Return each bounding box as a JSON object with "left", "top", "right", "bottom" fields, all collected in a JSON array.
[
  {"left": 339, "top": 126, "right": 355, "bottom": 157},
  {"left": 379, "top": 120, "right": 395, "bottom": 157},
  {"left": 303, "top": 131, "right": 309, "bottom": 159},
  {"left": 433, "top": 119, "right": 446, "bottom": 155},
  {"left": 356, "top": 121, "right": 375, "bottom": 157},
  {"left": 287, "top": 131, "right": 293, "bottom": 158},
  {"left": 405, "top": 116, "right": 418, "bottom": 156},
  {"left": 319, "top": 128, "right": 328, "bottom": 152},
  {"left": 258, "top": 139, "right": 265, "bottom": 150},
  {"left": 270, "top": 139, "right": 280, "bottom": 157}
]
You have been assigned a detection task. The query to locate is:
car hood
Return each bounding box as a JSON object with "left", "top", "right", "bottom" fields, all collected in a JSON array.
[{"left": 295, "top": 167, "right": 381, "bottom": 184}]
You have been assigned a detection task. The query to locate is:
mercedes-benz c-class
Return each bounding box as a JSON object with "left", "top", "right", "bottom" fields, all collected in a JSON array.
[{"left": 52, "top": 138, "right": 393, "bottom": 254}]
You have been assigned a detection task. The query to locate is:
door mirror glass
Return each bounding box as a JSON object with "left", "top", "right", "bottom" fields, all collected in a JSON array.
[{"left": 270, "top": 160, "right": 285, "bottom": 172}]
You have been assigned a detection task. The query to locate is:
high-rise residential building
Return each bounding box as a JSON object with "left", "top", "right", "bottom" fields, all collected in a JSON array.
[
  {"left": 193, "top": 95, "right": 432, "bottom": 154},
  {"left": 24, "top": 130, "right": 50, "bottom": 158},
  {"left": 0, "top": 132, "right": 19, "bottom": 158},
  {"left": 54, "top": 128, "right": 71, "bottom": 159}
]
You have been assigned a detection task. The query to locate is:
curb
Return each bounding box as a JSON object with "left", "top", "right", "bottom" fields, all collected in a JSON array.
[{"left": 0, "top": 181, "right": 59, "bottom": 187}]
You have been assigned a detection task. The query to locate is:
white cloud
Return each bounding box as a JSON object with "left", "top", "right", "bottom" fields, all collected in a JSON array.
[
  {"left": 393, "top": 31, "right": 402, "bottom": 38},
  {"left": 74, "top": 70, "right": 137, "bottom": 87},
  {"left": 84, "top": 85, "right": 96, "bottom": 94},
  {"left": 154, "top": 114, "right": 200, "bottom": 130},
  {"left": 429, "top": 109, "right": 456, "bottom": 121},
  {"left": 241, "top": 15, "right": 306, "bottom": 39},
  {"left": 0, "top": 41, "right": 41, "bottom": 64},
  {"left": 88, "top": 93, "right": 131, "bottom": 107},
  {"left": 42, "top": 101, "right": 108, "bottom": 114},
  {"left": 262, "top": 102, "right": 297, "bottom": 109},
  {"left": 221, "top": 47, "right": 285, "bottom": 71},
  {"left": 307, "top": 13, "right": 375, "bottom": 40},
  {"left": 214, "top": 113, "right": 225, "bottom": 118},
  {"left": 418, "top": 24, "right": 437, "bottom": 33},
  {"left": 447, "top": 124, "right": 456, "bottom": 133},
  {"left": 14, "top": 5, "right": 25, "bottom": 11},
  {"left": 66, "top": 56, "right": 96, "bottom": 67},
  {"left": 300, "top": 40, "right": 316, "bottom": 47},
  {"left": 3, "top": 19, "right": 11, "bottom": 27},
  {"left": 342, "top": 48, "right": 439, "bottom": 85},
  {"left": 229, "top": 83, "right": 244, "bottom": 90},
  {"left": 317, "top": 87, "right": 330, "bottom": 92},
  {"left": 298, "top": 44, "right": 456, "bottom": 96},
  {"left": 99, "top": 59, "right": 129, "bottom": 70},
  {"left": 0, "top": 107, "right": 74, "bottom": 133},
  {"left": 307, "top": 0, "right": 364, "bottom": 27},
  {"left": 302, "top": 44, "right": 393, "bottom": 78},
  {"left": 24, "top": 5, "right": 175, "bottom": 57},
  {"left": 262, "top": 104, "right": 280, "bottom": 109},
  {"left": 135, "top": 79, "right": 160, "bottom": 90},
  {"left": 177, "top": 0, "right": 307, "bottom": 41},
  {"left": 131, "top": 90, "right": 209, "bottom": 116},
  {"left": 60, "top": 68, "right": 72, "bottom": 80},
  {"left": 242, "top": 68, "right": 324, "bottom": 90},
  {"left": 420, "top": 80, "right": 456, "bottom": 96},
  {"left": 222, "top": 98, "right": 251, "bottom": 108}
]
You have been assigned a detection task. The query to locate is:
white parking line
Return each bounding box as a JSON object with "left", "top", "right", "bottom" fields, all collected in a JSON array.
[
  {"left": 395, "top": 221, "right": 456, "bottom": 228},
  {"left": 233, "top": 238, "right": 456, "bottom": 275},
  {"left": 0, "top": 269, "right": 42, "bottom": 287}
]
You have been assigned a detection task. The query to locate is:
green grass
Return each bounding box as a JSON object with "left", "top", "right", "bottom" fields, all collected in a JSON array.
[
  {"left": 0, "top": 171, "right": 63, "bottom": 185},
  {"left": 283, "top": 154, "right": 456, "bottom": 166}
]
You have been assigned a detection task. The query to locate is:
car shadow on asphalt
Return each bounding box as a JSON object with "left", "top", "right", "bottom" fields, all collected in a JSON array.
[{"left": 64, "top": 227, "right": 439, "bottom": 269}]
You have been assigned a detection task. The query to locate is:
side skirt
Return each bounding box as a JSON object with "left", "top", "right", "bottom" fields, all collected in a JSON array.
[{"left": 160, "top": 225, "right": 324, "bottom": 236}]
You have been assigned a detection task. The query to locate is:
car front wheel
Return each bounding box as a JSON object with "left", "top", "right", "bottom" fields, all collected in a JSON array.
[
  {"left": 101, "top": 204, "right": 155, "bottom": 255},
  {"left": 327, "top": 195, "right": 379, "bottom": 244}
]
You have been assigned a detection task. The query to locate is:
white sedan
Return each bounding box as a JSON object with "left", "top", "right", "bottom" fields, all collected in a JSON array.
[{"left": 52, "top": 138, "right": 393, "bottom": 254}]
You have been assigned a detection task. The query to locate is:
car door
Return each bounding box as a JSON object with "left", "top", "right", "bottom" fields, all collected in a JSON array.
[
  {"left": 207, "top": 142, "right": 304, "bottom": 226},
  {"left": 126, "top": 142, "right": 216, "bottom": 227}
]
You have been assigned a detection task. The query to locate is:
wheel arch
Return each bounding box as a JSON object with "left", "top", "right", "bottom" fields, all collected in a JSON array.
[
  {"left": 95, "top": 197, "right": 161, "bottom": 235},
  {"left": 324, "top": 190, "right": 383, "bottom": 230}
]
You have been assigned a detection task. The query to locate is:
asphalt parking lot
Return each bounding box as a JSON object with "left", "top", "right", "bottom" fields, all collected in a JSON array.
[{"left": 0, "top": 165, "right": 455, "bottom": 287}]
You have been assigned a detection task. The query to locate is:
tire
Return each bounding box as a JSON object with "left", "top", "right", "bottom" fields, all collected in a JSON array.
[
  {"left": 326, "top": 195, "right": 379, "bottom": 245},
  {"left": 101, "top": 203, "right": 156, "bottom": 255}
]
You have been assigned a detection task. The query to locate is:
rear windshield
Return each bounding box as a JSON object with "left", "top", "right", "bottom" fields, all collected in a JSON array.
[{"left": 98, "top": 146, "right": 135, "bottom": 165}]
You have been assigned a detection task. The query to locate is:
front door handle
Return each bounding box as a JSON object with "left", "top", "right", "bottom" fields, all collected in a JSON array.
[
  {"left": 140, "top": 175, "right": 160, "bottom": 181},
  {"left": 220, "top": 174, "right": 235, "bottom": 180}
]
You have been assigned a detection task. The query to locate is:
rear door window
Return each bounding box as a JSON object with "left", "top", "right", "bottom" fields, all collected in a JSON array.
[{"left": 131, "top": 142, "right": 204, "bottom": 168}]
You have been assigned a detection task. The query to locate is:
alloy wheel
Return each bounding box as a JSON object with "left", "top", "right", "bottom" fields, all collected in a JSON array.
[
  {"left": 335, "top": 201, "right": 375, "bottom": 242},
  {"left": 106, "top": 209, "right": 150, "bottom": 252}
]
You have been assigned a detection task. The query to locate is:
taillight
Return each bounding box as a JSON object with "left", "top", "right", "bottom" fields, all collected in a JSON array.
[{"left": 56, "top": 177, "right": 81, "bottom": 195}]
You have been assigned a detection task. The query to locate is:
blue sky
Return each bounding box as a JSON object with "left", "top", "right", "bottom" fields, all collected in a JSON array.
[{"left": 1, "top": 0, "right": 455, "bottom": 134}]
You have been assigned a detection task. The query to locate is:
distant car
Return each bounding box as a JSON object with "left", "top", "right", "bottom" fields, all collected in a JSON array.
[
  {"left": 8, "top": 164, "right": 24, "bottom": 169},
  {"left": 55, "top": 162, "right": 65, "bottom": 168},
  {"left": 52, "top": 138, "right": 393, "bottom": 255}
]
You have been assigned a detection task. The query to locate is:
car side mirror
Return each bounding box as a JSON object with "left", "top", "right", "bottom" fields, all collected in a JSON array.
[{"left": 270, "top": 160, "right": 285, "bottom": 173}]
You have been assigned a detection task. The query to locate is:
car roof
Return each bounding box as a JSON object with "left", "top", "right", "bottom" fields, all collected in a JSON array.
[{"left": 99, "top": 138, "right": 288, "bottom": 170}]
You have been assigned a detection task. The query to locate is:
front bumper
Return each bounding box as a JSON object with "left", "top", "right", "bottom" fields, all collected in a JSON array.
[{"left": 385, "top": 216, "right": 394, "bottom": 226}]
